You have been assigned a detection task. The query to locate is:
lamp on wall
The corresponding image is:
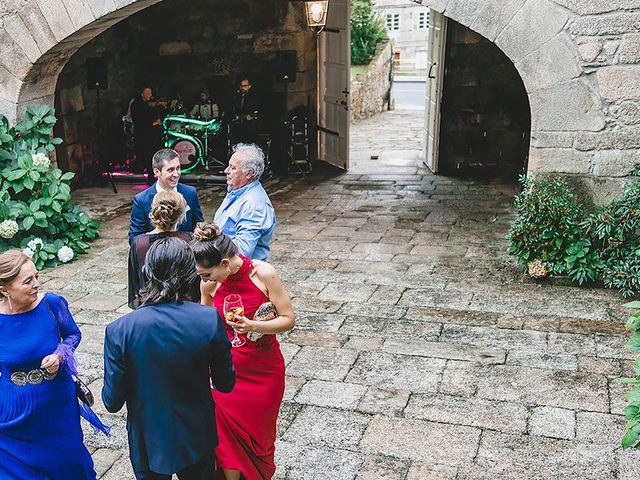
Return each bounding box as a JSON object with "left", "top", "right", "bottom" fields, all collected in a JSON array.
[{"left": 304, "top": 0, "right": 329, "bottom": 33}]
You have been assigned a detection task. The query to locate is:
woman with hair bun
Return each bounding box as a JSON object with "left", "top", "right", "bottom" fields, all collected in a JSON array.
[
  {"left": 128, "top": 190, "right": 197, "bottom": 308},
  {"left": 190, "top": 222, "right": 295, "bottom": 480}
]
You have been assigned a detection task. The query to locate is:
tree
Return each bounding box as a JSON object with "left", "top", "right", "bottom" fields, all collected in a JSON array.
[{"left": 351, "top": 0, "right": 387, "bottom": 65}]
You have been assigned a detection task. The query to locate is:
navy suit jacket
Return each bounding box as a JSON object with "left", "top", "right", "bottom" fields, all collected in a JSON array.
[
  {"left": 102, "top": 301, "right": 235, "bottom": 475},
  {"left": 128, "top": 182, "right": 204, "bottom": 245}
]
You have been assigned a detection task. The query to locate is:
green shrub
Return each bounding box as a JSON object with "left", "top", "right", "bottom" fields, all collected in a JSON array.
[
  {"left": 585, "top": 180, "right": 640, "bottom": 297},
  {"left": 351, "top": 0, "right": 387, "bottom": 65},
  {"left": 0, "top": 105, "right": 99, "bottom": 269},
  {"left": 508, "top": 171, "right": 640, "bottom": 297},
  {"left": 618, "top": 300, "right": 640, "bottom": 449},
  {"left": 508, "top": 175, "right": 601, "bottom": 285}
]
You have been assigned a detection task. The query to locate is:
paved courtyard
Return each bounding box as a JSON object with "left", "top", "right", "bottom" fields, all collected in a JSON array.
[{"left": 49, "top": 108, "right": 640, "bottom": 479}]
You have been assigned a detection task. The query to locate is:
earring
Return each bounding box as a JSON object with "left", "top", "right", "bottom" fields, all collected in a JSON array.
[{"left": 5, "top": 295, "right": 12, "bottom": 312}]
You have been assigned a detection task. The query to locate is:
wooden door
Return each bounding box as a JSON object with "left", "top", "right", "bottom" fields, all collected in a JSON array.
[
  {"left": 423, "top": 10, "right": 447, "bottom": 173},
  {"left": 318, "top": 0, "right": 350, "bottom": 169}
]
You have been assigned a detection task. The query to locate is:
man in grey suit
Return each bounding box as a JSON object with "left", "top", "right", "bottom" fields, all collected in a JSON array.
[{"left": 103, "top": 237, "right": 235, "bottom": 480}]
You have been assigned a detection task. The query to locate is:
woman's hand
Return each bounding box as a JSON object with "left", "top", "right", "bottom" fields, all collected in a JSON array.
[
  {"left": 226, "top": 314, "right": 256, "bottom": 335},
  {"left": 41, "top": 354, "right": 61, "bottom": 374}
]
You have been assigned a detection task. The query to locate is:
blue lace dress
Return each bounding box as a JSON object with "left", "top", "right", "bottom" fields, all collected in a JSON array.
[{"left": 0, "top": 292, "right": 96, "bottom": 479}]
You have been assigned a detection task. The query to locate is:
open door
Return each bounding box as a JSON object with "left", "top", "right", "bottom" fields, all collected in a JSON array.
[
  {"left": 423, "top": 10, "right": 447, "bottom": 173},
  {"left": 318, "top": 0, "right": 350, "bottom": 170}
]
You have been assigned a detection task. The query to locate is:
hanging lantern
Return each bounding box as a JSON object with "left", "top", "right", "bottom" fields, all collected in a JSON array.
[{"left": 304, "top": 0, "right": 329, "bottom": 32}]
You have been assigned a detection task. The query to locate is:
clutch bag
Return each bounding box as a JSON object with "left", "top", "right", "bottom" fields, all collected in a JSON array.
[{"left": 248, "top": 301, "right": 277, "bottom": 342}]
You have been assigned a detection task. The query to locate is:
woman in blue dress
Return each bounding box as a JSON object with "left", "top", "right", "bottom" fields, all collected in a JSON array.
[{"left": 0, "top": 249, "right": 97, "bottom": 479}]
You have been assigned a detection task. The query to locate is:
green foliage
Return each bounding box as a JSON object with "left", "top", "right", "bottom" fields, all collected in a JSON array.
[
  {"left": 584, "top": 180, "right": 640, "bottom": 297},
  {"left": 508, "top": 170, "right": 640, "bottom": 297},
  {"left": 0, "top": 105, "right": 99, "bottom": 269},
  {"left": 508, "top": 175, "right": 601, "bottom": 285},
  {"left": 619, "top": 301, "right": 640, "bottom": 450},
  {"left": 351, "top": 0, "right": 387, "bottom": 65}
]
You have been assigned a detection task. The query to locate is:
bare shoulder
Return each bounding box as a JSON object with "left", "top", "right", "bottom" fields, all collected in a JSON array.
[{"left": 252, "top": 260, "right": 279, "bottom": 281}]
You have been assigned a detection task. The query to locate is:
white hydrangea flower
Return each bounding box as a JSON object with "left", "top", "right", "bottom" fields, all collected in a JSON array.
[
  {"left": 57, "top": 245, "right": 74, "bottom": 263},
  {"left": 32, "top": 153, "right": 51, "bottom": 168},
  {"left": 27, "top": 238, "right": 44, "bottom": 251},
  {"left": 22, "top": 247, "right": 34, "bottom": 259},
  {"left": 0, "top": 219, "right": 19, "bottom": 239}
]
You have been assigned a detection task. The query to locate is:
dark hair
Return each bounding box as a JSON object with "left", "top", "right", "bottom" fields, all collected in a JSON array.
[
  {"left": 190, "top": 222, "right": 237, "bottom": 268},
  {"left": 152, "top": 148, "right": 179, "bottom": 172},
  {"left": 140, "top": 237, "right": 198, "bottom": 305}
]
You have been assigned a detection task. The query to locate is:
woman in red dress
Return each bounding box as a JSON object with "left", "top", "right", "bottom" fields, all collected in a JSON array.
[{"left": 190, "top": 223, "right": 295, "bottom": 480}]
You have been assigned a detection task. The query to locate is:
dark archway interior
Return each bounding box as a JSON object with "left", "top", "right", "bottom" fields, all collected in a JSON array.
[
  {"left": 439, "top": 19, "right": 531, "bottom": 181},
  {"left": 53, "top": 0, "right": 315, "bottom": 184}
]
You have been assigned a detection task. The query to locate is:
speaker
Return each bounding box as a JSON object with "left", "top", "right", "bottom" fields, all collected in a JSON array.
[
  {"left": 275, "top": 50, "right": 297, "bottom": 83},
  {"left": 86, "top": 57, "right": 108, "bottom": 90}
]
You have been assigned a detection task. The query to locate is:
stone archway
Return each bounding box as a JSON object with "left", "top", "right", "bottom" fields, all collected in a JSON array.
[
  {"left": 0, "top": 0, "right": 162, "bottom": 123},
  {"left": 1, "top": 0, "right": 600, "bottom": 133},
  {"left": 420, "top": 0, "right": 605, "bottom": 170},
  {"left": 0, "top": 0, "right": 627, "bottom": 194}
]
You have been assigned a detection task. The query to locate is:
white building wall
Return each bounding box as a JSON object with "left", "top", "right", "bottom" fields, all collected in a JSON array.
[{"left": 374, "top": 0, "right": 430, "bottom": 73}]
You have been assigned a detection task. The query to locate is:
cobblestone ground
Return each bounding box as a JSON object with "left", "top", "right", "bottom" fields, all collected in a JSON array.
[{"left": 51, "top": 108, "right": 640, "bottom": 479}]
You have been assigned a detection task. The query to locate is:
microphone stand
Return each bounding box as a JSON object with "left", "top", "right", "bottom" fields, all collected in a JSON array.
[{"left": 94, "top": 84, "right": 117, "bottom": 194}]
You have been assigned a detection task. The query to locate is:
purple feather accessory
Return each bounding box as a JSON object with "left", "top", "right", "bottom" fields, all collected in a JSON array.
[{"left": 54, "top": 342, "right": 78, "bottom": 377}]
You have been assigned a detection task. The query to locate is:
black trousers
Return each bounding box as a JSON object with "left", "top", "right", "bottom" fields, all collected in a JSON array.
[
  {"left": 134, "top": 454, "right": 215, "bottom": 480},
  {"left": 134, "top": 127, "right": 162, "bottom": 183}
]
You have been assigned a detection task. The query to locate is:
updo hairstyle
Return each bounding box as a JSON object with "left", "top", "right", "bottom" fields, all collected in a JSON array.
[
  {"left": 190, "top": 222, "right": 237, "bottom": 267},
  {"left": 149, "top": 190, "right": 186, "bottom": 231},
  {"left": 0, "top": 249, "right": 32, "bottom": 298}
]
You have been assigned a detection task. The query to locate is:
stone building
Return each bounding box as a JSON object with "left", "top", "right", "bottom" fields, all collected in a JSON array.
[
  {"left": 0, "top": 0, "right": 640, "bottom": 200},
  {"left": 374, "top": 0, "right": 430, "bottom": 73}
]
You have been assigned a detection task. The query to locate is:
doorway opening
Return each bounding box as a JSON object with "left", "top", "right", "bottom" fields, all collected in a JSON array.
[
  {"left": 432, "top": 15, "right": 531, "bottom": 181},
  {"left": 349, "top": 0, "right": 428, "bottom": 174},
  {"left": 52, "top": 0, "right": 318, "bottom": 187},
  {"left": 348, "top": 4, "right": 531, "bottom": 183}
]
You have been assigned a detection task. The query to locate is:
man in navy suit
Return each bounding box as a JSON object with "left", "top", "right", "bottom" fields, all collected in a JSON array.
[
  {"left": 128, "top": 148, "right": 204, "bottom": 245},
  {"left": 103, "top": 237, "right": 235, "bottom": 480}
]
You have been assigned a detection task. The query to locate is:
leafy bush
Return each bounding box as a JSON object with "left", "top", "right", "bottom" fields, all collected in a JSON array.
[
  {"left": 585, "top": 180, "right": 640, "bottom": 297},
  {"left": 0, "top": 105, "right": 99, "bottom": 269},
  {"left": 508, "top": 175, "right": 601, "bottom": 285},
  {"left": 351, "top": 0, "right": 387, "bottom": 65},
  {"left": 508, "top": 171, "right": 640, "bottom": 297},
  {"left": 618, "top": 300, "right": 640, "bottom": 449}
]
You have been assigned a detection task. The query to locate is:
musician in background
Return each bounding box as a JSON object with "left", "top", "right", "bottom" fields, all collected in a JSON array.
[
  {"left": 231, "top": 77, "right": 260, "bottom": 144},
  {"left": 190, "top": 89, "right": 219, "bottom": 120},
  {"left": 131, "top": 86, "right": 163, "bottom": 185}
]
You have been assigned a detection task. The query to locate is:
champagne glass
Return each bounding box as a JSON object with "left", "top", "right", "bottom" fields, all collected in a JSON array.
[{"left": 223, "top": 294, "right": 246, "bottom": 347}]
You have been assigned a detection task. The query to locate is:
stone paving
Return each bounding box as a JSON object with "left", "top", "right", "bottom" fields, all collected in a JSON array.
[{"left": 49, "top": 108, "right": 640, "bottom": 479}]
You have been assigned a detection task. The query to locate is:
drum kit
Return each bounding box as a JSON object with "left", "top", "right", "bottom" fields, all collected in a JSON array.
[{"left": 162, "top": 114, "right": 228, "bottom": 173}]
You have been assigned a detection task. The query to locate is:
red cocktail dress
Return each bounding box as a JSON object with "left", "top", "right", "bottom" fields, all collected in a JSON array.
[{"left": 212, "top": 255, "right": 285, "bottom": 480}]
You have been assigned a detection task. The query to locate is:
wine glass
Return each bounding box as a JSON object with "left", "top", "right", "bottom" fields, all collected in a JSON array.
[{"left": 223, "top": 294, "right": 246, "bottom": 347}]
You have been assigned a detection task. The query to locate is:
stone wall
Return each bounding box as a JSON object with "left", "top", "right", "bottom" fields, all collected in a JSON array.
[
  {"left": 418, "top": 0, "right": 640, "bottom": 200},
  {"left": 539, "top": 0, "right": 640, "bottom": 203},
  {"left": 51, "top": 0, "right": 316, "bottom": 177},
  {"left": 438, "top": 21, "right": 530, "bottom": 179},
  {"left": 3, "top": 0, "right": 640, "bottom": 195},
  {"left": 350, "top": 40, "right": 392, "bottom": 123}
]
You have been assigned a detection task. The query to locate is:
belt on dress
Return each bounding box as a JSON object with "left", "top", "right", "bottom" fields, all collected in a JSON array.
[{"left": 4, "top": 369, "right": 58, "bottom": 386}]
